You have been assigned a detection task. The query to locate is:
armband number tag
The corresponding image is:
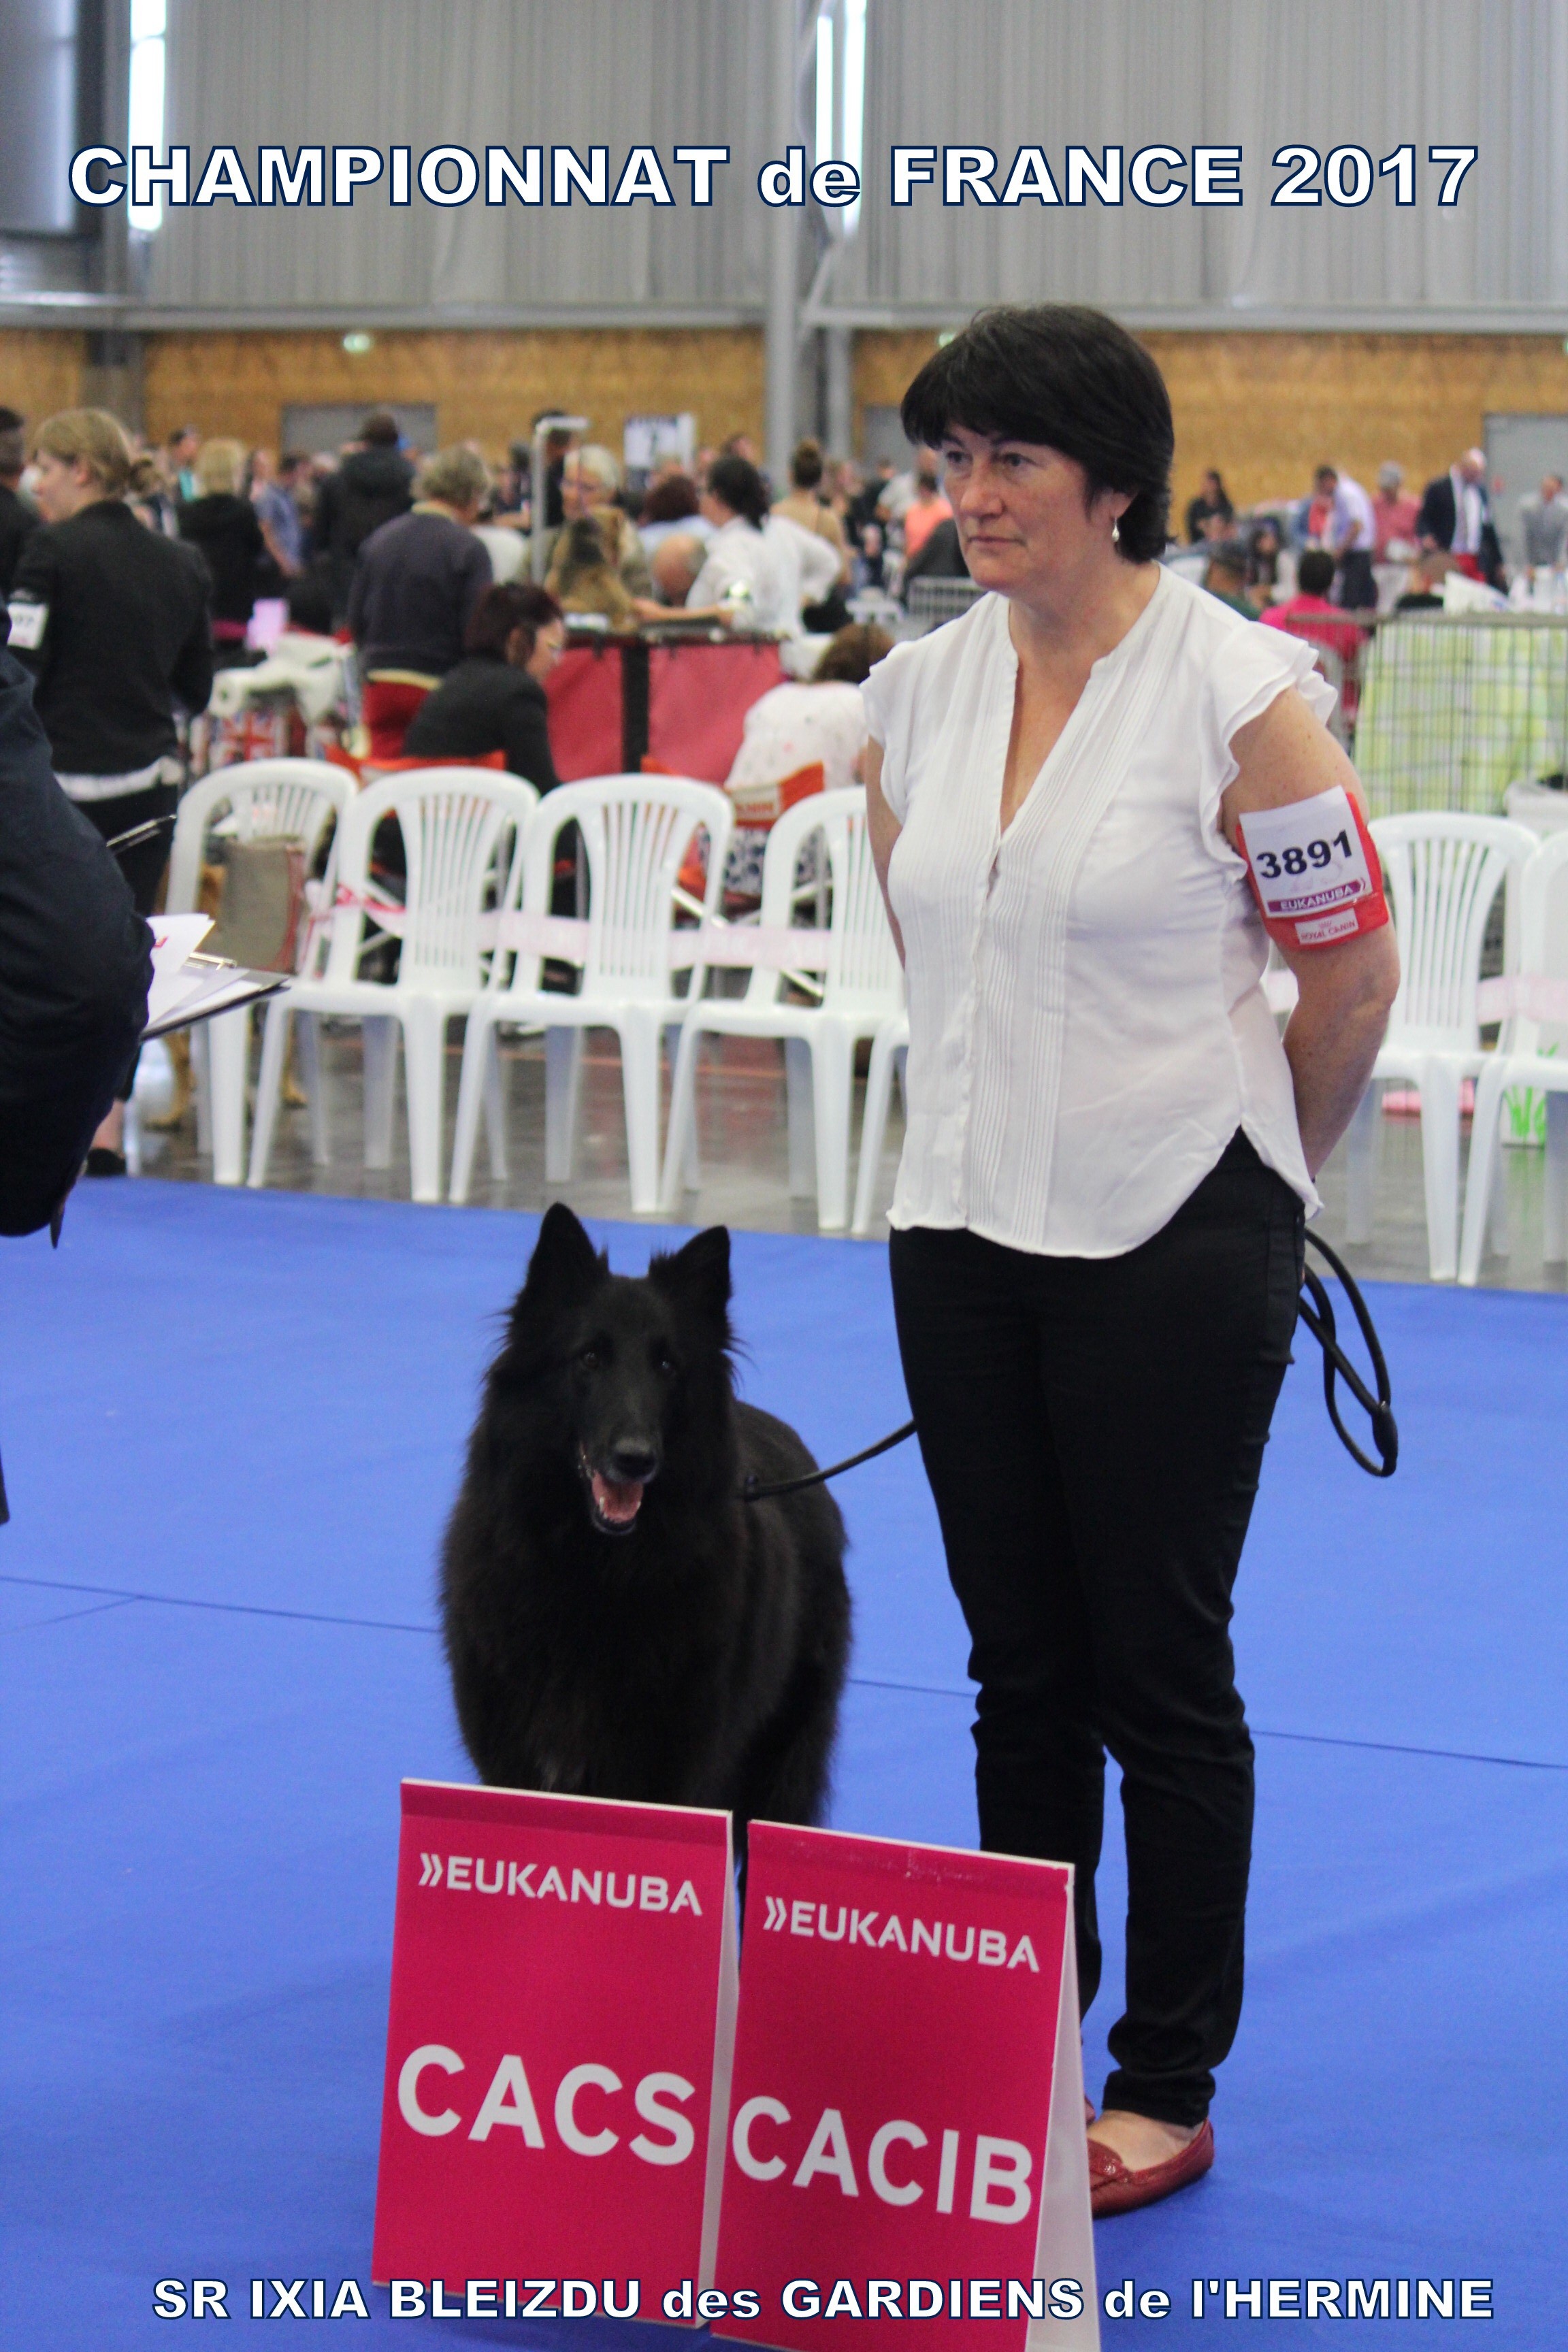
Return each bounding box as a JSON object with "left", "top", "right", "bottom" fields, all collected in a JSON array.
[
  {"left": 5, "top": 598, "right": 47, "bottom": 651},
  {"left": 1237, "top": 785, "right": 1388, "bottom": 949}
]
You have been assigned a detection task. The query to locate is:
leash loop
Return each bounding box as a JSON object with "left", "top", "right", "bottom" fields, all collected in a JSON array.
[
  {"left": 742, "top": 1226, "right": 1399, "bottom": 1503},
  {"left": 1296, "top": 1228, "right": 1399, "bottom": 1477}
]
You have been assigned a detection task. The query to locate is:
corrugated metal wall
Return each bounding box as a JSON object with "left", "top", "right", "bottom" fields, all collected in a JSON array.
[
  {"left": 144, "top": 0, "right": 1568, "bottom": 324},
  {"left": 148, "top": 0, "right": 780, "bottom": 313}
]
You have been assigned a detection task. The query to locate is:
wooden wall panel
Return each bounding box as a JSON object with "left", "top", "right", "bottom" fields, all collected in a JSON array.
[
  {"left": 140, "top": 329, "right": 765, "bottom": 461},
  {"left": 12, "top": 324, "right": 1568, "bottom": 529},
  {"left": 1146, "top": 333, "right": 1568, "bottom": 526},
  {"left": 853, "top": 329, "right": 1568, "bottom": 526},
  {"left": 0, "top": 332, "right": 86, "bottom": 425}
]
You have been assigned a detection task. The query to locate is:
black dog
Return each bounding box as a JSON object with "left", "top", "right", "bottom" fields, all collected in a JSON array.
[{"left": 441, "top": 1204, "right": 851, "bottom": 1838}]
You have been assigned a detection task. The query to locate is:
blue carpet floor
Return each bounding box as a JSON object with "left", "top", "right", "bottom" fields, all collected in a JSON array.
[{"left": 3, "top": 1183, "right": 1565, "bottom": 2347}]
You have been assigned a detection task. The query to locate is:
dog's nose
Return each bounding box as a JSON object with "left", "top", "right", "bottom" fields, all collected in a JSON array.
[{"left": 608, "top": 1441, "right": 659, "bottom": 1484}]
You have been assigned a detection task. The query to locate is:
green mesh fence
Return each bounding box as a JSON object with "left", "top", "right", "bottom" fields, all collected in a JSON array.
[{"left": 1354, "top": 616, "right": 1568, "bottom": 816}]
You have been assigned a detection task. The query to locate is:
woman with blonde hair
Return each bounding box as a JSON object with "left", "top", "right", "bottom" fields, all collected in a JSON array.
[
  {"left": 9, "top": 408, "right": 213, "bottom": 1172},
  {"left": 178, "top": 434, "right": 269, "bottom": 649},
  {"left": 546, "top": 515, "right": 635, "bottom": 627}
]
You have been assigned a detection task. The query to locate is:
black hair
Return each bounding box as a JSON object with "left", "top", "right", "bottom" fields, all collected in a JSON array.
[
  {"left": 1298, "top": 549, "right": 1337, "bottom": 597},
  {"left": 465, "top": 580, "right": 564, "bottom": 659},
  {"left": 790, "top": 438, "right": 825, "bottom": 491},
  {"left": 640, "top": 473, "right": 700, "bottom": 524},
  {"left": 360, "top": 411, "right": 400, "bottom": 448},
  {"left": 900, "top": 304, "right": 1173, "bottom": 563},
  {"left": 706, "top": 454, "right": 769, "bottom": 530}
]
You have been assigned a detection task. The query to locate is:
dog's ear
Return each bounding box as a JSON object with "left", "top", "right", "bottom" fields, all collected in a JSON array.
[
  {"left": 651, "top": 1224, "right": 732, "bottom": 1328},
  {"left": 521, "top": 1203, "right": 606, "bottom": 1305}
]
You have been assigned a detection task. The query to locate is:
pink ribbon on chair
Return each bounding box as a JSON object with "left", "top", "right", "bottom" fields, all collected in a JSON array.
[
  {"left": 1475, "top": 974, "right": 1568, "bottom": 1025},
  {"left": 489, "top": 913, "right": 833, "bottom": 972},
  {"left": 305, "top": 898, "right": 836, "bottom": 977}
]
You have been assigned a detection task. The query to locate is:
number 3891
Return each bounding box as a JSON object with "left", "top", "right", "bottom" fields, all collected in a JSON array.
[{"left": 1254, "top": 829, "right": 1354, "bottom": 880}]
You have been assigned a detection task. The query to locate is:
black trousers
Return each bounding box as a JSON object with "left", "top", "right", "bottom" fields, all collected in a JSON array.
[{"left": 888, "top": 1134, "right": 1304, "bottom": 2125}]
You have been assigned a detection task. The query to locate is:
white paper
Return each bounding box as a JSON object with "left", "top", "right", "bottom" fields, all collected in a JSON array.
[
  {"left": 141, "top": 915, "right": 289, "bottom": 1039},
  {"left": 6, "top": 598, "right": 48, "bottom": 651},
  {"left": 1239, "top": 785, "right": 1374, "bottom": 922}
]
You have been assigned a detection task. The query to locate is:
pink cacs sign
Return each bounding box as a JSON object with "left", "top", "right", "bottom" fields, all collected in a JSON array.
[{"left": 372, "top": 1779, "right": 737, "bottom": 2314}]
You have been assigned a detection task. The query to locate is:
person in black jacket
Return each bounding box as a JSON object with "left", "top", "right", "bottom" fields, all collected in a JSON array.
[
  {"left": 403, "top": 582, "right": 566, "bottom": 789},
  {"left": 1416, "top": 448, "right": 1505, "bottom": 588},
  {"left": 900, "top": 512, "right": 970, "bottom": 593},
  {"left": 0, "top": 621, "right": 151, "bottom": 1235},
  {"left": 9, "top": 408, "right": 212, "bottom": 1169},
  {"left": 177, "top": 436, "right": 269, "bottom": 653},
  {"left": 311, "top": 411, "right": 415, "bottom": 620},
  {"left": 0, "top": 408, "right": 39, "bottom": 594}
]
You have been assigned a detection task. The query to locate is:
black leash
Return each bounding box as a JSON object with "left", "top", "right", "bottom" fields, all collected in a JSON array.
[
  {"left": 743, "top": 1416, "right": 918, "bottom": 1503},
  {"left": 1294, "top": 1228, "right": 1399, "bottom": 1477},
  {"left": 742, "top": 1227, "right": 1398, "bottom": 1502}
]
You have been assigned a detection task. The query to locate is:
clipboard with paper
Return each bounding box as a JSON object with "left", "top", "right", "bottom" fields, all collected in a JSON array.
[{"left": 142, "top": 913, "right": 291, "bottom": 1040}]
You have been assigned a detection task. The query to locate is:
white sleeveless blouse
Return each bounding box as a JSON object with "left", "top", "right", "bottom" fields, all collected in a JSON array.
[{"left": 861, "top": 568, "right": 1331, "bottom": 1257}]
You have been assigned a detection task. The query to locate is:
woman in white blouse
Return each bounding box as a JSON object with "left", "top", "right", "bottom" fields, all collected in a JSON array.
[
  {"left": 682, "top": 455, "right": 792, "bottom": 632},
  {"left": 863, "top": 307, "right": 1398, "bottom": 2217}
]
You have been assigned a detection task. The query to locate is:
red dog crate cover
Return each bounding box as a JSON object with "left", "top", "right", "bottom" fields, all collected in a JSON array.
[
  {"left": 713, "top": 1825, "right": 1098, "bottom": 2352},
  {"left": 372, "top": 1780, "right": 738, "bottom": 2308},
  {"left": 647, "top": 641, "right": 786, "bottom": 781},
  {"left": 544, "top": 644, "right": 626, "bottom": 782}
]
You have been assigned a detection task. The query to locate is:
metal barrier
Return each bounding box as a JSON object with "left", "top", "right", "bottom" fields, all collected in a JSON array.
[
  {"left": 1275, "top": 620, "right": 1357, "bottom": 751},
  {"left": 1354, "top": 612, "right": 1568, "bottom": 815},
  {"left": 905, "top": 577, "right": 985, "bottom": 632}
]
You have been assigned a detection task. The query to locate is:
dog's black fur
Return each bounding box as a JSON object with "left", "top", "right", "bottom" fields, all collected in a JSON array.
[{"left": 441, "top": 1204, "right": 851, "bottom": 1835}]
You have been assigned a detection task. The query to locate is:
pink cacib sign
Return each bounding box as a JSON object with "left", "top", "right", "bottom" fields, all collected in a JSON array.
[
  {"left": 713, "top": 1825, "right": 1098, "bottom": 2352},
  {"left": 371, "top": 1780, "right": 737, "bottom": 2314}
]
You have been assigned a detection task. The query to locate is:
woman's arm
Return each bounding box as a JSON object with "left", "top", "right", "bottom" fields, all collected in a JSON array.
[
  {"left": 1220, "top": 687, "right": 1399, "bottom": 1175},
  {"left": 863, "top": 738, "right": 906, "bottom": 966}
]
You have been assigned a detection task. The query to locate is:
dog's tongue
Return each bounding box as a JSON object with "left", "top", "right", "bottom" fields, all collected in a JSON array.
[{"left": 591, "top": 1471, "right": 644, "bottom": 1526}]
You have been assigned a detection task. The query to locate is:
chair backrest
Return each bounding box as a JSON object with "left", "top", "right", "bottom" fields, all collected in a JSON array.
[
  {"left": 1514, "top": 827, "right": 1568, "bottom": 1054},
  {"left": 519, "top": 776, "right": 733, "bottom": 1001},
  {"left": 754, "top": 786, "right": 902, "bottom": 1013},
  {"left": 327, "top": 768, "right": 538, "bottom": 989},
  {"left": 1371, "top": 812, "right": 1539, "bottom": 1045},
  {"left": 165, "top": 759, "right": 353, "bottom": 915}
]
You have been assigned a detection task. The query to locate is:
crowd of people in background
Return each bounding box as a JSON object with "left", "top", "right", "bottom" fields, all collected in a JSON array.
[
  {"left": 4, "top": 381, "right": 1567, "bottom": 1186},
  {"left": 1179, "top": 444, "right": 1568, "bottom": 614}
]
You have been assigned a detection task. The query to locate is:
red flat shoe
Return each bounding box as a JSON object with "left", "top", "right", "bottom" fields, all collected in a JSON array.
[{"left": 1088, "top": 2119, "right": 1213, "bottom": 2217}]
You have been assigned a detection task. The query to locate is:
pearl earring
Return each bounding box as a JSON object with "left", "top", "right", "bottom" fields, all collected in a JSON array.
[{"left": 1111, "top": 519, "right": 1121, "bottom": 546}]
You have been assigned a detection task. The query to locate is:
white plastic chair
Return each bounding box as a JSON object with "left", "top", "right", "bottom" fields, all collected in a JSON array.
[
  {"left": 246, "top": 768, "right": 537, "bottom": 1203},
  {"left": 447, "top": 776, "right": 732, "bottom": 1215},
  {"left": 1458, "top": 830, "right": 1568, "bottom": 1283},
  {"left": 1344, "top": 813, "right": 1537, "bottom": 1279},
  {"left": 850, "top": 1006, "right": 910, "bottom": 1235},
  {"left": 661, "top": 787, "right": 903, "bottom": 1231},
  {"left": 164, "top": 760, "right": 352, "bottom": 1186}
]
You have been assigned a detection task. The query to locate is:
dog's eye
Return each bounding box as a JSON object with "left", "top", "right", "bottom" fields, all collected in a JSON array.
[
  {"left": 655, "top": 1349, "right": 678, "bottom": 1378},
  {"left": 578, "top": 1345, "right": 602, "bottom": 1371}
]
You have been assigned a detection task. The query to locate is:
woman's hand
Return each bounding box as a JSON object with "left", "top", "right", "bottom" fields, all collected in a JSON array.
[
  {"left": 1221, "top": 688, "right": 1399, "bottom": 1175},
  {"left": 862, "top": 739, "right": 906, "bottom": 966}
]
